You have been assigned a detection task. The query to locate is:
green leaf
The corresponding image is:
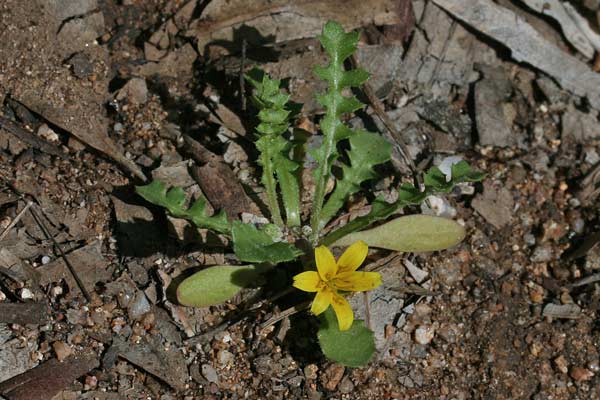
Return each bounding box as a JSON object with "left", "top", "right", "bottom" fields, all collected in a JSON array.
[
  {"left": 333, "top": 215, "right": 466, "bottom": 252},
  {"left": 424, "top": 167, "right": 453, "bottom": 192},
  {"left": 451, "top": 160, "right": 487, "bottom": 182},
  {"left": 177, "top": 265, "right": 259, "bottom": 307},
  {"left": 397, "top": 183, "right": 428, "bottom": 204},
  {"left": 247, "top": 69, "right": 301, "bottom": 227},
  {"left": 318, "top": 21, "right": 361, "bottom": 63},
  {"left": 136, "top": 180, "right": 230, "bottom": 234},
  {"left": 319, "top": 131, "right": 391, "bottom": 229},
  {"left": 320, "top": 161, "right": 484, "bottom": 246},
  {"left": 318, "top": 308, "right": 375, "bottom": 367},
  {"left": 231, "top": 221, "right": 303, "bottom": 263},
  {"left": 309, "top": 21, "right": 375, "bottom": 242}
]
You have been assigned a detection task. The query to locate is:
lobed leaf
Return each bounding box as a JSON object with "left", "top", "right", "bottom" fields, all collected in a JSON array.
[
  {"left": 177, "top": 265, "right": 260, "bottom": 307},
  {"left": 231, "top": 221, "right": 303, "bottom": 263},
  {"left": 136, "top": 180, "right": 230, "bottom": 234},
  {"left": 247, "top": 69, "right": 301, "bottom": 227},
  {"left": 332, "top": 214, "right": 466, "bottom": 252},
  {"left": 319, "top": 131, "right": 392, "bottom": 229},
  {"left": 309, "top": 21, "right": 383, "bottom": 242},
  {"left": 320, "top": 161, "right": 485, "bottom": 246},
  {"left": 318, "top": 308, "right": 375, "bottom": 367}
]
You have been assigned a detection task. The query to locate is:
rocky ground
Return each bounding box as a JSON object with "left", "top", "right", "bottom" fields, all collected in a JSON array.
[{"left": 0, "top": 0, "right": 599, "bottom": 399}]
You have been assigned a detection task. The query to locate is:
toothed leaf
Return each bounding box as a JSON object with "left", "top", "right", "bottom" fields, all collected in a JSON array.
[
  {"left": 321, "top": 161, "right": 485, "bottom": 246},
  {"left": 309, "top": 21, "right": 377, "bottom": 240},
  {"left": 318, "top": 21, "right": 360, "bottom": 61},
  {"left": 136, "top": 180, "right": 230, "bottom": 234},
  {"left": 319, "top": 131, "right": 391, "bottom": 229},
  {"left": 231, "top": 221, "right": 303, "bottom": 263},
  {"left": 247, "top": 69, "right": 301, "bottom": 227},
  {"left": 424, "top": 167, "right": 453, "bottom": 192},
  {"left": 451, "top": 160, "right": 487, "bottom": 182}
]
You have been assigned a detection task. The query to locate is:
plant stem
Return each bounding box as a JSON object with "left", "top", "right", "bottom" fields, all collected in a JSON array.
[
  {"left": 309, "top": 75, "right": 341, "bottom": 243},
  {"left": 309, "top": 120, "right": 339, "bottom": 244},
  {"left": 261, "top": 145, "right": 284, "bottom": 227}
]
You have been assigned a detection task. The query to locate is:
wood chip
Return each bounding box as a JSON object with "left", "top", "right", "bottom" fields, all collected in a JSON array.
[
  {"left": 0, "top": 353, "right": 99, "bottom": 400},
  {"left": 104, "top": 337, "right": 188, "bottom": 391},
  {"left": 521, "top": 0, "right": 595, "bottom": 59},
  {"left": 190, "top": 162, "right": 261, "bottom": 220},
  {"left": 186, "top": 0, "right": 402, "bottom": 53},
  {"left": 432, "top": 0, "right": 600, "bottom": 109},
  {"left": 542, "top": 303, "right": 581, "bottom": 319},
  {"left": 0, "top": 303, "right": 48, "bottom": 325},
  {"left": 37, "top": 242, "right": 111, "bottom": 296}
]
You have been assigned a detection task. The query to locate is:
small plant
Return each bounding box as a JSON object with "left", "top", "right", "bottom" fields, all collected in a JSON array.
[{"left": 136, "top": 21, "right": 484, "bottom": 367}]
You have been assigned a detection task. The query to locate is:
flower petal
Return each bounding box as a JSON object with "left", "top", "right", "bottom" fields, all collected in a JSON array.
[
  {"left": 331, "top": 292, "right": 353, "bottom": 331},
  {"left": 315, "top": 245, "right": 337, "bottom": 281},
  {"left": 337, "top": 240, "right": 368, "bottom": 273},
  {"left": 293, "top": 271, "right": 321, "bottom": 292},
  {"left": 334, "top": 271, "right": 382, "bottom": 292},
  {"left": 311, "top": 287, "right": 333, "bottom": 315}
]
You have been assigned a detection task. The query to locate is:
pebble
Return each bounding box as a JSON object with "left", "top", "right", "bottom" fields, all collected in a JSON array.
[
  {"left": 201, "top": 364, "right": 219, "bottom": 383},
  {"left": 531, "top": 245, "right": 553, "bottom": 263},
  {"left": 320, "top": 364, "right": 345, "bottom": 391},
  {"left": 588, "top": 360, "right": 600, "bottom": 372},
  {"left": 113, "top": 123, "right": 124, "bottom": 133},
  {"left": 38, "top": 124, "right": 59, "bottom": 142},
  {"left": 304, "top": 364, "right": 318, "bottom": 380},
  {"left": 438, "top": 156, "right": 463, "bottom": 180},
  {"left": 53, "top": 341, "right": 73, "bottom": 362},
  {"left": 338, "top": 376, "right": 354, "bottom": 394},
  {"left": 584, "top": 147, "right": 600, "bottom": 165},
  {"left": 414, "top": 325, "right": 435, "bottom": 345},
  {"left": 524, "top": 233, "right": 536, "bottom": 246},
  {"left": 287, "top": 375, "right": 304, "bottom": 388},
  {"left": 116, "top": 77, "right": 148, "bottom": 104},
  {"left": 20, "top": 288, "right": 34, "bottom": 300},
  {"left": 554, "top": 355, "right": 569, "bottom": 374},
  {"left": 422, "top": 195, "right": 457, "bottom": 218},
  {"left": 218, "top": 350, "right": 234, "bottom": 366},
  {"left": 571, "top": 218, "right": 585, "bottom": 234},
  {"left": 127, "top": 292, "right": 152, "bottom": 321},
  {"left": 570, "top": 366, "right": 594, "bottom": 381}
]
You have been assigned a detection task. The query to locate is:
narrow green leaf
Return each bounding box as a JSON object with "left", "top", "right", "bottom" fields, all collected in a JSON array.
[
  {"left": 177, "top": 265, "right": 259, "bottom": 307},
  {"left": 136, "top": 180, "right": 230, "bottom": 234},
  {"left": 318, "top": 308, "right": 375, "bottom": 368},
  {"left": 333, "top": 215, "right": 466, "bottom": 252},
  {"left": 231, "top": 221, "right": 303, "bottom": 263},
  {"left": 319, "top": 131, "right": 391, "bottom": 229}
]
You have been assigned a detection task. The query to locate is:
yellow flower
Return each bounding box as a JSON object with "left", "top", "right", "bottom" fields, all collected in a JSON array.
[{"left": 292, "top": 240, "right": 382, "bottom": 331}]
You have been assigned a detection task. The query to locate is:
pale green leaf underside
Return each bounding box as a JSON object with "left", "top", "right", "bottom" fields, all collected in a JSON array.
[
  {"left": 333, "top": 214, "right": 466, "bottom": 252},
  {"left": 177, "top": 265, "right": 259, "bottom": 307},
  {"left": 318, "top": 308, "right": 375, "bottom": 368}
]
